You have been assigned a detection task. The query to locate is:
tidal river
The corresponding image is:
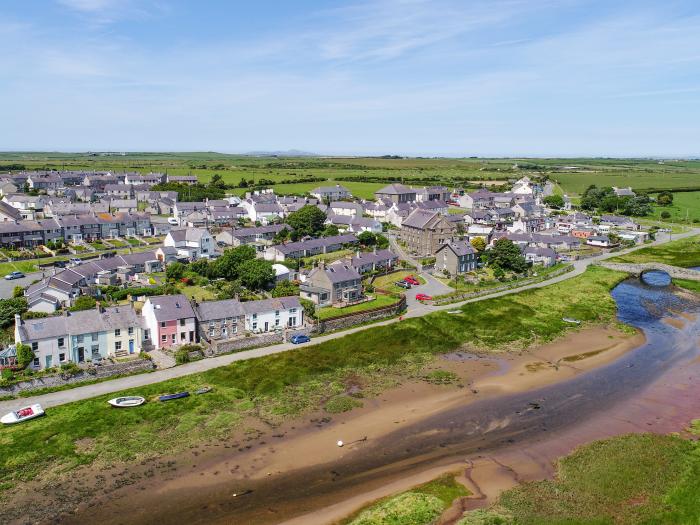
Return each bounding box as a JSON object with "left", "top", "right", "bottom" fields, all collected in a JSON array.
[{"left": 71, "top": 273, "right": 700, "bottom": 525}]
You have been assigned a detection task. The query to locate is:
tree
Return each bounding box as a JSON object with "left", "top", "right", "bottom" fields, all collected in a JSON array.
[
  {"left": 271, "top": 280, "right": 299, "bottom": 297},
  {"left": 657, "top": 191, "right": 674, "bottom": 206},
  {"left": 166, "top": 262, "right": 186, "bottom": 281},
  {"left": 238, "top": 259, "right": 275, "bottom": 290},
  {"left": 16, "top": 343, "right": 33, "bottom": 369},
  {"left": 285, "top": 205, "right": 326, "bottom": 237},
  {"left": 211, "top": 245, "right": 256, "bottom": 280},
  {"left": 358, "top": 231, "right": 376, "bottom": 246},
  {"left": 543, "top": 194, "right": 565, "bottom": 209},
  {"left": 322, "top": 224, "right": 339, "bottom": 237},
  {"left": 216, "top": 281, "right": 244, "bottom": 300},
  {"left": 69, "top": 296, "right": 97, "bottom": 311},
  {"left": 300, "top": 298, "right": 316, "bottom": 320},
  {"left": 470, "top": 237, "right": 486, "bottom": 253},
  {"left": 12, "top": 286, "right": 24, "bottom": 298},
  {"left": 661, "top": 211, "right": 671, "bottom": 219},
  {"left": 486, "top": 239, "right": 528, "bottom": 274},
  {"left": 375, "top": 234, "right": 389, "bottom": 249},
  {"left": 273, "top": 227, "right": 291, "bottom": 244},
  {"left": 209, "top": 173, "right": 227, "bottom": 190},
  {"left": 0, "top": 297, "right": 28, "bottom": 328}
]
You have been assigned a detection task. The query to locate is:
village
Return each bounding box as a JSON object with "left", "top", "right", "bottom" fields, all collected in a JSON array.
[{"left": 0, "top": 170, "right": 652, "bottom": 383}]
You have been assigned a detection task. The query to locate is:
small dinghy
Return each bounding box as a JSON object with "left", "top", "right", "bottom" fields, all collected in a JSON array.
[
  {"left": 1, "top": 404, "right": 45, "bottom": 425},
  {"left": 108, "top": 396, "right": 146, "bottom": 408},
  {"left": 159, "top": 391, "right": 190, "bottom": 402},
  {"left": 194, "top": 387, "right": 212, "bottom": 395},
  {"left": 562, "top": 317, "right": 581, "bottom": 324}
]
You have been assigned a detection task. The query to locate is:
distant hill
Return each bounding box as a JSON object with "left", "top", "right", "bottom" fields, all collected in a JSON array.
[{"left": 242, "top": 149, "right": 318, "bottom": 157}]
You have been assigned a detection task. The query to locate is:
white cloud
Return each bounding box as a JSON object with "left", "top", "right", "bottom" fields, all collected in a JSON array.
[{"left": 57, "top": 0, "right": 121, "bottom": 13}]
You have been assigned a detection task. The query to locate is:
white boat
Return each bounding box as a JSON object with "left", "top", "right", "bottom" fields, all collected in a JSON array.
[
  {"left": 1, "top": 404, "right": 45, "bottom": 425},
  {"left": 108, "top": 396, "right": 146, "bottom": 408}
]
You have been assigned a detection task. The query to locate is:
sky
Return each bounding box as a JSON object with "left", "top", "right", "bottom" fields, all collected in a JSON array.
[{"left": 1, "top": 0, "right": 699, "bottom": 157}]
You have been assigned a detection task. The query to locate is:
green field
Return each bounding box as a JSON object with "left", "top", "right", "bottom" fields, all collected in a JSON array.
[
  {"left": 463, "top": 431, "right": 700, "bottom": 524},
  {"left": 0, "top": 266, "right": 626, "bottom": 491},
  {"left": 649, "top": 191, "right": 700, "bottom": 224},
  {"left": 609, "top": 234, "right": 700, "bottom": 267}
]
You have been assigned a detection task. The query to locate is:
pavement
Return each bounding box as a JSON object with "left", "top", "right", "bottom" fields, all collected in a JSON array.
[
  {"left": 1, "top": 228, "right": 696, "bottom": 413},
  {"left": 0, "top": 271, "right": 44, "bottom": 299}
]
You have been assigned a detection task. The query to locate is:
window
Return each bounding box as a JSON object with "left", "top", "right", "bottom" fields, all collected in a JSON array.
[
  {"left": 180, "top": 319, "right": 185, "bottom": 326},
  {"left": 252, "top": 322, "right": 257, "bottom": 330},
  {"left": 209, "top": 329, "right": 214, "bottom": 337},
  {"left": 114, "top": 329, "right": 121, "bottom": 337},
  {"left": 33, "top": 357, "right": 39, "bottom": 368},
  {"left": 128, "top": 327, "right": 134, "bottom": 335},
  {"left": 171, "top": 334, "right": 176, "bottom": 343},
  {"left": 115, "top": 341, "right": 122, "bottom": 351},
  {"left": 252, "top": 313, "right": 257, "bottom": 320},
  {"left": 209, "top": 321, "right": 214, "bottom": 329},
  {"left": 290, "top": 308, "right": 297, "bottom": 314},
  {"left": 31, "top": 342, "right": 38, "bottom": 352},
  {"left": 288, "top": 317, "right": 296, "bottom": 327},
  {"left": 91, "top": 333, "right": 98, "bottom": 342},
  {"left": 144, "top": 330, "right": 150, "bottom": 340},
  {"left": 222, "top": 327, "right": 227, "bottom": 336},
  {"left": 181, "top": 332, "right": 186, "bottom": 341},
  {"left": 275, "top": 310, "right": 280, "bottom": 317},
  {"left": 59, "top": 353, "right": 66, "bottom": 362},
  {"left": 92, "top": 345, "right": 100, "bottom": 357},
  {"left": 161, "top": 334, "right": 167, "bottom": 342},
  {"left": 77, "top": 335, "right": 84, "bottom": 344},
  {"left": 58, "top": 337, "right": 64, "bottom": 347},
  {"left": 160, "top": 321, "right": 166, "bottom": 328}
]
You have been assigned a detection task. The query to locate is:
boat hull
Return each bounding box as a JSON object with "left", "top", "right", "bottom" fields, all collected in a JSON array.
[
  {"left": 1, "top": 404, "right": 45, "bottom": 425},
  {"left": 108, "top": 396, "right": 146, "bottom": 408},
  {"left": 159, "top": 392, "right": 190, "bottom": 402}
]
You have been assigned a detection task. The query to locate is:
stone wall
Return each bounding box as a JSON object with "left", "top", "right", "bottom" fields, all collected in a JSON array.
[
  {"left": 205, "top": 331, "right": 285, "bottom": 356},
  {"left": 0, "top": 358, "right": 155, "bottom": 396},
  {"left": 311, "top": 296, "right": 406, "bottom": 334}
]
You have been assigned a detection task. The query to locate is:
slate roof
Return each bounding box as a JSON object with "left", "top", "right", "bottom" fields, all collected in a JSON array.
[
  {"left": 401, "top": 208, "right": 440, "bottom": 229},
  {"left": 147, "top": 294, "right": 196, "bottom": 321},
  {"left": 437, "top": 240, "right": 476, "bottom": 257},
  {"left": 324, "top": 262, "right": 362, "bottom": 283},
  {"left": 375, "top": 183, "right": 415, "bottom": 195}
]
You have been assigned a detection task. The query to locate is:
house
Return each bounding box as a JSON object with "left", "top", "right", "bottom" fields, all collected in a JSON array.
[
  {"left": 264, "top": 234, "right": 358, "bottom": 261},
  {"left": 300, "top": 262, "right": 362, "bottom": 306},
  {"left": 613, "top": 186, "right": 636, "bottom": 197},
  {"left": 0, "top": 201, "right": 22, "bottom": 222},
  {"left": 415, "top": 186, "right": 451, "bottom": 202},
  {"left": 329, "top": 201, "right": 364, "bottom": 217},
  {"left": 0, "top": 181, "right": 18, "bottom": 196},
  {"left": 347, "top": 248, "right": 398, "bottom": 274},
  {"left": 3, "top": 194, "right": 45, "bottom": 220},
  {"left": 27, "top": 173, "right": 62, "bottom": 193},
  {"left": 374, "top": 183, "right": 417, "bottom": 204},
  {"left": 124, "top": 172, "right": 165, "bottom": 186},
  {"left": 167, "top": 175, "right": 198, "bottom": 184},
  {"left": 326, "top": 214, "right": 382, "bottom": 234},
  {"left": 399, "top": 208, "right": 456, "bottom": 256},
  {"left": 310, "top": 185, "right": 352, "bottom": 201},
  {"left": 109, "top": 199, "right": 138, "bottom": 213},
  {"left": 242, "top": 200, "right": 284, "bottom": 224},
  {"left": 416, "top": 199, "right": 448, "bottom": 215},
  {"left": 164, "top": 228, "right": 214, "bottom": 259},
  {"left": 385, "top": 202, "right": 414, "bottom": 227},
  {"left": 216, "top": 224, "right": 289, "bottom": 250},
  {"left": 523, "top": 246, "right": 557, "bottom": 267},
  {"left": 141, "top": 295, "right": 197, "bottom": 350},
  {"left": 599, "top": 215, "right": 640, "bottom": 231},
  {"left": 511, "top": 176, "right": 535, "bottom": 196},
  {"left": 104, "top": 184, "right": 134, "bottom": 198},
  {"left": 363, "top": 200, "right": 391, "bottom": 220},
  {"left": 435, "top": 241, "right": 478, "bottom": 276},
  {"left": 587, "top": 235, "right": 614, "bottom": 248},
  {"left": 458, "top": 188, "right": 493, "bottom": 209},
  {"left": 14, "top": 305, "right": 145, "bottom": 370},
  {"left": 243, "top": 297, "right": 303, "bottom": 333}
]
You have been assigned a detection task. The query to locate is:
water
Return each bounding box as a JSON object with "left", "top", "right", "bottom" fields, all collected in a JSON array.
[{"left": 640, "top": 269, "right": 672, "bottom": 287}]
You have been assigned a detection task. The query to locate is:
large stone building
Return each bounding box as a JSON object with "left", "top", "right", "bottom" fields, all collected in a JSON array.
[{"left": 399, "top": 208, "right": 456, "bottom": 256}]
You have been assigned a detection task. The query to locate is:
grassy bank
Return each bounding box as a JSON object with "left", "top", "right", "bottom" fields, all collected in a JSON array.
[
  {"left": 460, "top": 428, "right": 700, "bottom": 524},
  {"left": 609, "top": 234, "right": 700, "bottom": 267},
  {"left": 0, "top": 267, "right": 626, "bottom": 491},
  {"left": 341, "top": 473, "right": 469, "bottom": 525}
]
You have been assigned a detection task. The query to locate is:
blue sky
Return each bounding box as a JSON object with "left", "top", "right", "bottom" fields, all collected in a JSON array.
[{"left": 1, "top": 0, "right": 699, "bottom": 156}]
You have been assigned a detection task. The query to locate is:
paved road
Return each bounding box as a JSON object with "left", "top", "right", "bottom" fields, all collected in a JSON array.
[
  {"left": 0, "top": 271, "right": 44, "bottom": 299},
  {"left": 2, "top": 229, "right": 696, "bottom": 413}
]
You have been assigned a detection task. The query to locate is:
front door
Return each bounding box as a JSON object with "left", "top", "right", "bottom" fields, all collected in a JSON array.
[
  {"left": 128, "top": 340, "right": 134, "bottom": 354},
  {"left": 264, "top": 322, "right": 269, "bottom": 332},
  {"left": 77, "top": 347, "right": 84, "bottom": 362}
]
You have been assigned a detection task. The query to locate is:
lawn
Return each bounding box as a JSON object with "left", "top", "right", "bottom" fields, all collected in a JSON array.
[
  {"left": 316, "top": 293, "right": 400, "bottom": 320},
  {"left": 650, "top": 191, "right": 700, "bottom": 224},
  {"left": 301, "top": 248, "right": 354, "bottom": 266},
  {"left": 0, "top": 260, "right": 40, "bottom": 275},
  {"left": 107, "top": 239, "right": 128, "bottom": 247},
  {"left": 126, "top": 238, "right": 142, "bottom": 246},
  {"left": 178, "top": 285, "right": 217, "bottom": 301},
  {"left": 609, "top": 234, "right": 700, "bottom": 267},
  {"left": 373, "top": 270, "right": 426, "bottom": 292},
  {"left": 466, "top": 431, "right": 700, "bottom": 524},
  {"left": 342, "top": 473, "right": 469, "bottom": 525},
  {"left": 0, "top": 266, "right": 628, "bottom": 491}
]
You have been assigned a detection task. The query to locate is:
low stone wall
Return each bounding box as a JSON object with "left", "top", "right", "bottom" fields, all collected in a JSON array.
[
  {"left": 205, "top": 331, "right": 285, "bottom": 356},
  {"left": 0, "top": 359, "right": 155, "bottom": 396},
  {"left": 311, "top": 296, "right": 406, "bottom": 334}
]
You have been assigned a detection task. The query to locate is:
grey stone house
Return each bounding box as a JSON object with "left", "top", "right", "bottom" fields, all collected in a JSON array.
[
  {"left": 435, "top": 240, "right": 478, "bottom": 276},
  {"left": 300, "top": 262, "right": 362, "bottom": 306},
  {"left": 374, "top": 183, "right": 417, "bottom": 204},
  {"left": 399, "top": 208, "right": 456, "bottom": 256}
]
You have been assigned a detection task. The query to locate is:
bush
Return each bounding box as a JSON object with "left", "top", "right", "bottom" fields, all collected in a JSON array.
[
  {"left": 69, "top": 296, "right": 97, "bottom": 311},
  {"left": 59, "top": 362, "right": 81, "bottom": 377},
  {"left": 16, "top": 343, "right": 34, "bottom": 369},
  {"left": 661, "top": 211, "right": 671, "bottom": 219},
  {"left": 324, "top": 395, "right": 363, "bottom": 413},
  {"left": 174, "top": 348, "right": 191, "bottom": 365}
]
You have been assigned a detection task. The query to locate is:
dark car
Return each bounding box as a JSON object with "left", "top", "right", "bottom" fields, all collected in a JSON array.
[
  {"left": 290, "top": 334, "right": 311, "bottom": 344},
  {"left": 395, "top": 281, "right": 411, "bottom": 289},
  {"left": 53, "top": 260, "right": 67, "bottom": 268}
]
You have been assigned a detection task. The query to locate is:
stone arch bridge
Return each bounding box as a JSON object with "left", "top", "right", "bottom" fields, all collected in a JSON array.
[{"left": 599, "top": 262, "right": 700, "bottom": 281}]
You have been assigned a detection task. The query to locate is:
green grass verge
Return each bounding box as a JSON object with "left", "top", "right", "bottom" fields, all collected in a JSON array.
[
  {"left": 373, "top": 271, "right": 426, "bottom": 292},
  {"left": 0, "top": 267, "right": 626, "bottom": 490},
  {"left": 342, "top": 473, "right": 469, "bottom": 525},
  {"left": 463, "top": 431, "right": 700, "bottom": 524},
  {"left": 674, "top": 279, "right": 700, "bottom": 293},
  {"left": 609, "top": 235, "right": 700, "bottom": 267}
]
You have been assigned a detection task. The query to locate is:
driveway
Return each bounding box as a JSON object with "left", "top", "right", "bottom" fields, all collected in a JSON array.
[
  {"left": 404, "top": 272, "right": 454, "bottom": 311},
  {"left": 0, "top": 271, "right": 43, "bottom": 299},
  {"left": 1, "top": 228, "right": 696, "bottom": 413}
]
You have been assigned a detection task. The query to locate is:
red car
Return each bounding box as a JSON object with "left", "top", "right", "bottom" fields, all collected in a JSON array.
[
  {"left": 403, "top": 275, "right": 420, "bottom": 286},
  {"left": 415, "top": 293, "right": 432, "bottom": 301}
]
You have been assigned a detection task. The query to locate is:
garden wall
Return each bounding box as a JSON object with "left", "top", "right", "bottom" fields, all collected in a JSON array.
[
  {"left": 311, "top": 295, "right": 406, "bottom": 334},
  {"left": 0, "top": 358, "right": 155, "bottom": 396},
  {"left": 205, "top": 331, "right": 285, "bottom": 356}
]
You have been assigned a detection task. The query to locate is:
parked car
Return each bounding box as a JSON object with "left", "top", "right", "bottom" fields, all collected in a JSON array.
[
  {"left": 415, "top": 293, "right": 433, "bottom": 301},
  {"left": 290, "top": 334, "right": 311, "bottom": 344},
  {"left": 69, "top": 258, "right": 82, "bottom": 266},
  {"left": 403, "top": 275, "right": 420, "bottom": 286},
  {"left": 167, "top": 217, "right": 180, "bottom": 225},
  {"left": 395, "top": 281, "right": 411, "bottom": 289},
  {"left": 53, "top": 260, "right": 67, "bottom": 268},
  {"left": 4, "top": 271, "right": 24, "bottom": 280}
]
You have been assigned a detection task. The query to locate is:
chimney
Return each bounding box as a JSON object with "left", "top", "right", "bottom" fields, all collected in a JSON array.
[
  {"left": 14, "top": 313, "right": 21, "bottom": 326},
  {"left": 373, "top": 246, "right": 377, "bottom": 254}
]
